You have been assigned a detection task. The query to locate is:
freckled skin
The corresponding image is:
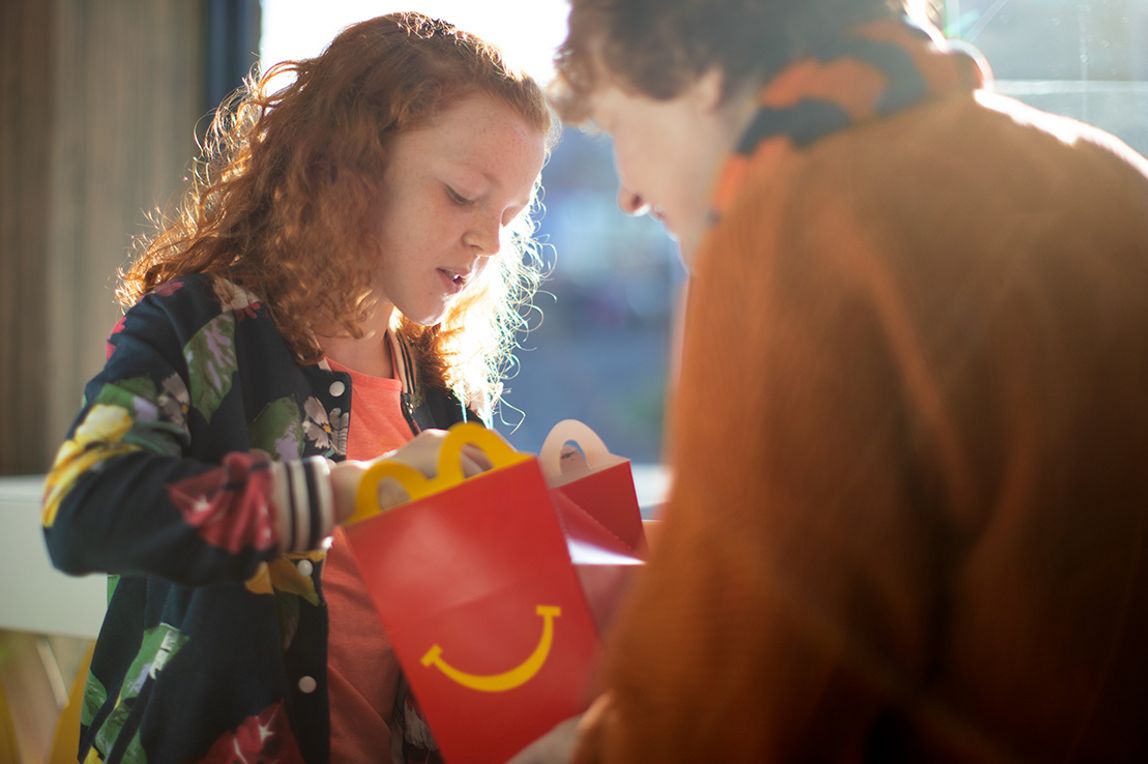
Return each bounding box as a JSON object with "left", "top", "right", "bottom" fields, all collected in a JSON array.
[{"left": 371, "top": 94, "right": 547, "bottom": 327}]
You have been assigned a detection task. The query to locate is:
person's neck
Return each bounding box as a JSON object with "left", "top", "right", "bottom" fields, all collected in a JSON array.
[{"left": 317, "top": 306, "right": 397, "bottom": 378}]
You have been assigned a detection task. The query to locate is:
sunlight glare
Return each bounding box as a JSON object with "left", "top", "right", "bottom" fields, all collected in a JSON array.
[{"left": 260, "top": 0, "right": 569, "bottom": 84}]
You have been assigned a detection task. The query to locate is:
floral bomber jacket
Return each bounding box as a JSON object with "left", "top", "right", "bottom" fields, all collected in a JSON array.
[{"left": 42, "top": 273, "right": 472, "bottom": 763}]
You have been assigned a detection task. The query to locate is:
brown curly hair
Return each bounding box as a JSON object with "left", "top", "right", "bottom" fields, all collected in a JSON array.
[
  {"left": 120, "top": 12, "right": 556, "bottom": 413},
  {"left": 552, "top": 0, "right": 905, "bottom": 122}
]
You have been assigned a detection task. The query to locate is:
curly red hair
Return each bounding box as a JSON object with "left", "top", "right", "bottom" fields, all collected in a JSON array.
[{"left": 120, "top": 12, "right": 555, "bottom": 413}]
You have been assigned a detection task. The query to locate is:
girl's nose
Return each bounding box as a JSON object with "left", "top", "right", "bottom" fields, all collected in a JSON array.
[{"left": 464, "top": 218, "right": 501, "bottom": 257}]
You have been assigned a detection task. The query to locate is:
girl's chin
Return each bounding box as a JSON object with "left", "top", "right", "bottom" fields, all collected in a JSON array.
[
  {"left": 398, "top": 304, "right": 449, "bottom": 328},
  {"left": 396, "top": 288, "right": 462, "bottom": 327}
]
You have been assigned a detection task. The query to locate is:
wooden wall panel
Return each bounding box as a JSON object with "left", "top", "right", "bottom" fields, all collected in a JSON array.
[
  {"left": 0, "top": 0, "right": 55, "bottom": 475},
  {"left": 0, "top": 0, "right": 202, "bottom": 473}
]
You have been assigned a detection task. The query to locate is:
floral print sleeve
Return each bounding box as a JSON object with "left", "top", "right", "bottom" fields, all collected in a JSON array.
[{"left": 42, "top": 275, "right": 335, "bottom": 585}]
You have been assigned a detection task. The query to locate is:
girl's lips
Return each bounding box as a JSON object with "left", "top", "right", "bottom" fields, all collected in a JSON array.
[{"left": 437, "top": 268, "right": 467, "bottom": 295}]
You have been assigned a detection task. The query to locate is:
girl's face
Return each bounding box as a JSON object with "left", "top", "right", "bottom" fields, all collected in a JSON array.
[{"left": 372, "top": 93, "right": 546, "bottom": 326}]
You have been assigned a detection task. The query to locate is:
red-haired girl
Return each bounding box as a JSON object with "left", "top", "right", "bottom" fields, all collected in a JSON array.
[{"left": 42, "top": 12, "right": 554, "bottom": 763}]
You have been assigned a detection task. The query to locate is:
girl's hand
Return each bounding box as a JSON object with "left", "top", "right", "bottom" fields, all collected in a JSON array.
[
  {"left": 382, "top": 428, "right": 493, "bottom": 479},
  {"left": 330, "top": 429, "right": 493, "bottom": 523}
]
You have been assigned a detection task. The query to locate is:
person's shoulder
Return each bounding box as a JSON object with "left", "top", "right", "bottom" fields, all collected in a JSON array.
[
  {"left": 132, "top": 273, "right": 268, "bottom": 324},
  {"left": 133, "top": 273, "right": 212, "bottom": 311},
  {"left": 973, "top": 91, "right": 1148, "bottom": 178},
  {"left": 777, "top": 88, "right": 1148, "bottom": 221}
]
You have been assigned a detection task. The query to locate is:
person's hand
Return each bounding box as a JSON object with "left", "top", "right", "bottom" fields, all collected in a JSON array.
[
  {"left": 506, "top": 714, "right": 583, "bottom": 764},
  {"left": 330, "top": 429, "right": 494, "bottom": 523},
  {"left": 383, "top": 428, "right": 493, "bottom": 479}
]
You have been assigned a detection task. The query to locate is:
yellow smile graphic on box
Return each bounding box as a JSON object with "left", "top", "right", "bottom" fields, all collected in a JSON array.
[{"left": 420, "top": 605, "right": 561, "bottom": 692}]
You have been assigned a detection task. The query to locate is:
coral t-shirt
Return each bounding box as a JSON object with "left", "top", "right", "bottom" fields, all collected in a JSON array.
[{"left": 323, "top": 356, "right": 412, "bottom": 761}]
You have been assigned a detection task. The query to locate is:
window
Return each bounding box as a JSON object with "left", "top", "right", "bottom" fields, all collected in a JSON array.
[{"left": 944, "top": 0, "right": 1148, "bottom": 154}]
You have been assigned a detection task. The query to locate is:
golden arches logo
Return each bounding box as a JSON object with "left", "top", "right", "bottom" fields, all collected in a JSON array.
[{"left": 420, "top": 605, "right": 561, "bottom": 692}]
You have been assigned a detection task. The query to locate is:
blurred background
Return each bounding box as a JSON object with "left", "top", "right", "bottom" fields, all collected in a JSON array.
[{"left": 2, "top": 0, "right": 1147, "bottom": 760}]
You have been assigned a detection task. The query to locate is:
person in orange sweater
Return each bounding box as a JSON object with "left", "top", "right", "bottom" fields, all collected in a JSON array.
[{"left": 513, "top": 0, "right": 1148, "bottom": 760}]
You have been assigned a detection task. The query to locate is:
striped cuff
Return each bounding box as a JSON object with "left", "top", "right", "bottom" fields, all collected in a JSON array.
[{"left": 270, "top": 457, "right": 334, "bottom": 552}]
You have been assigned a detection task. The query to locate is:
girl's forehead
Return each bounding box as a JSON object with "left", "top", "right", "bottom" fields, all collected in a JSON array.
[
  {"left": 404, "top": 98, "right": 541, "bottom": 152},
  {"left": 387, "top": 99, "right": 546, "bottom": 190}
]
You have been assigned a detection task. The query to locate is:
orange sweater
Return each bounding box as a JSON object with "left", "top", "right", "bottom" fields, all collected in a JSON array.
[{"left": 578, "top": 54, "right": 1148, "bottom": 764}]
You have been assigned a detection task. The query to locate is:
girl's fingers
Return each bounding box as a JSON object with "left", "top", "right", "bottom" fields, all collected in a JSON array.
[
  {"left": 376, "top": 477, "right": 412, "bottom": 510},
  {"left": 559, "top": 444, "right": 586, "bottom": 470},
  {"left": 365, "top": 430, "right": 495, "bottom": 508},
  {"left": 373, "top": 453, "right": 482, "bottom": 511},
  {"left": 384, "top": 429, "right": 448, "bottom": 477},
  {"left": 461, "top": 443, "right": 494, "bottom": 473}
]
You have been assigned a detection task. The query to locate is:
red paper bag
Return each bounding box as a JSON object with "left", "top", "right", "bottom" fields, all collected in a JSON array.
[
  {"left": 541, "top": 419, "right": 647, "bottom": 555},
  {"left": 342, "top": 424, "right": 609, "bottom": 764},
  {"left": 540, "top": 420, "right": 647, "bottom": 633}
]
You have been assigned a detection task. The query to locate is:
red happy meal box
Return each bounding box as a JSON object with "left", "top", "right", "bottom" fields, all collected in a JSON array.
[
  {"left": 342, "top": 422, "right": 643, "bottom": 764},
  {"left": 541, "top": 419, "right": 648, "bottom": 633}
]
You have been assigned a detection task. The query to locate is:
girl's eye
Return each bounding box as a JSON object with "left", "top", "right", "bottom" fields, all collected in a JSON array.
[{"left": 446, "top": 186, "right": 475, "bottom": 206}]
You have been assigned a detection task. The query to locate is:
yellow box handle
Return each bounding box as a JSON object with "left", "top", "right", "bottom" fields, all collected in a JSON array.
[{"left": 348, "top": 423, "right": 530, "bottom": 525}]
